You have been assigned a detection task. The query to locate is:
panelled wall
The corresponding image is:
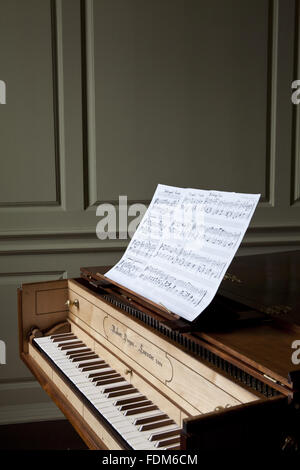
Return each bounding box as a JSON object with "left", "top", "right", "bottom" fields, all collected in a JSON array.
[{"left": 0, "top": 0, "right": 299, "bottom": 424}]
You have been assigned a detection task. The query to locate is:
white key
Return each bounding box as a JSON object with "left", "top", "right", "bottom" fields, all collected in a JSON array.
[{"left": 133, "top": 442, "right": 157, "bottom": 450}]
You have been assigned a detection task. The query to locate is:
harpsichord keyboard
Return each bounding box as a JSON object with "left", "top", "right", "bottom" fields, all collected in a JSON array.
[{"left": 34, "top": 332, "right": 181, "bottom": 450}]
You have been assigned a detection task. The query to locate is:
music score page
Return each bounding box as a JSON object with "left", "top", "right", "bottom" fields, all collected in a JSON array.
[{"left": 105, "top": 184, "right": 260, "bottom": 322}]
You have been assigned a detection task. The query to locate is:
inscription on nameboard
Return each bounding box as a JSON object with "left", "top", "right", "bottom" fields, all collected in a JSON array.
[{"left": 103, "top": 316, "right": 172, "bottom": 383}]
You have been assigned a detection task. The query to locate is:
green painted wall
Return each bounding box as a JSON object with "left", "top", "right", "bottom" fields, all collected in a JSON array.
[{"left": 0, "top": 0, "right": 299, "bottom": 423}]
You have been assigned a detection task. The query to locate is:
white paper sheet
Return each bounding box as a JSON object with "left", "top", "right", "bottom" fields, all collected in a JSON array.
[{"left": 105, "top": 184, "right": 260, "bottom": 321}]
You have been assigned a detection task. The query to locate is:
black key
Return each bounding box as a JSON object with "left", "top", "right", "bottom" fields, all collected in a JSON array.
[
  {"left": 72, "top": 353, "right": 98, "bottom": 362},
  {"left": 68, "top": 350, "right": 92, "bottom": 357},
  {"left": 71, "top": 354, "right": 93, "bottom": 362},
  {"left": 155, "top": 436, "right": 180, "bottom": 448},
  {"left": 104, "top": 384, "right": 134, "bottom": 394},
  {"left": 81, "top": 361, "right": 106, "bottom": 371},
  {"left": 92, "top": 371, "right": 113, "bottom": 382},
  {"left": 147, "top": 421, "right": 176, "bottom": 436},
  {"left": 115, "top": 395, "right": 147, "bottom": 406},
  {"left": 91, "top": 370, "right": 116, "bottom": 381},
  {"left": 119, "top": 400, "right": 152, "bottom": 411},
  {"left": 58, "top": 339, "right": 80, "bottom": 347},
  {"left": 106, "top": 388, "right": 138, "bottom": 398},
  {"left": 95, "top": 376, "right": 124, "bottom": 386},
  {"left": 78, "top": 358, "right": 102, "bottom": 368},
  {"left": 51, "top": 332, "right": 74, "bottom": 338},
  {"left": 94, "top": 373, "right": 120, "bottom": 383},
  {"left": 52, "top": 334, "right": 75, "bottom": 342},
  {"left": 134, "top": 413, "right": 168, "bottom": 426},
  {"left": 124, "top": 405, "right": 158, "bottom": 416},
  {"left": 67, "top": 349, "right": 91, "bottom": 358},
  {"left": 60, "top": 342, "right": 83, "bottom": 350},
  {"left": 74, "top": 354, "right": 97, "bottom": 363}
]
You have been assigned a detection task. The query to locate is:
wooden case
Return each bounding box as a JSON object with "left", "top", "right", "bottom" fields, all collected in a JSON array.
[{"left": 17, "top": 254, "right": 300, "bottom": 452}]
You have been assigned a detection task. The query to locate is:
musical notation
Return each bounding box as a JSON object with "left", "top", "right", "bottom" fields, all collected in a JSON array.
[
  {"left": 139, "top": 215, "right": 166, "bottom": 239},
  {"left": 202, "top": 193, "right": 257, "bottom": 221},
  {"left": 178, "top": 190, "right": 257, "bottom": 222},
  {"left": 106, "top": 184, "right": 260, "bottom": 321},
  {"left": 127, "top": 238, "right": 159, "bottom": 259},
  {"left": 193, "top": 225, "right": 241, "bottom": 249},
  {"left": 151, "top": 187, "right": 184, "bottom": 217},
  {"left": 114, "top": 258, "right": 144, "bottom": 279},
  {"left": 153, "top": 243, "right": 227, "bottom": 280},
  {"left": 139, "top": 266, "right": 208, "bottom": 308}
]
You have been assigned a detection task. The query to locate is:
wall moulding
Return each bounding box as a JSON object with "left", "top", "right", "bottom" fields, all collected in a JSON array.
[
  {"left": 259, "top": 0, "right": 279, "bottom": 208},
  {"left": 0, "top": 0, "right": 66, "bottom": 209},
  {"left": 81, "top": 0, "right": 278, "bottom": 209}
]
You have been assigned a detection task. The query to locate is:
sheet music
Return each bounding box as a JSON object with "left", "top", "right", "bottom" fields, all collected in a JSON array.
[{"left": 105, "top": 184, "right": 260, "bottom": 321}]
